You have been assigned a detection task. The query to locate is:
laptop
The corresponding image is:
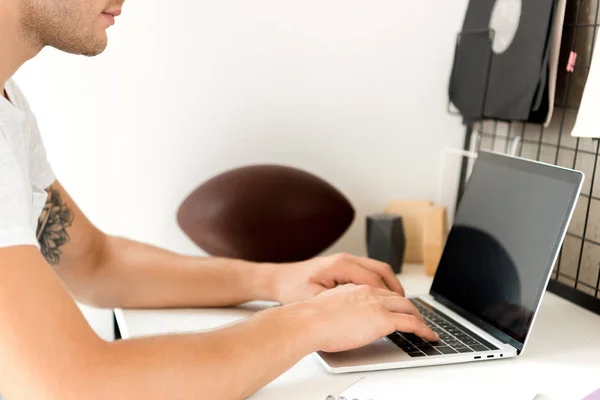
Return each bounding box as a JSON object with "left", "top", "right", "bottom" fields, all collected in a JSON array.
[{"left": 316, "top": 150, "right": 584, "bottom": 373}]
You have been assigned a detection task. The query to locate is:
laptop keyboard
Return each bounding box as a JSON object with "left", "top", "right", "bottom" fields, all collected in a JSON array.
[{"left": 387, "top": 298, "right": 498, "bottom": 358}]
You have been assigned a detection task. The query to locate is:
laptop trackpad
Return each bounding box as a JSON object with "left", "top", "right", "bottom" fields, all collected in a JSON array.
[{"left": 317, "top": 337, "right": 409, "bottom": 368}]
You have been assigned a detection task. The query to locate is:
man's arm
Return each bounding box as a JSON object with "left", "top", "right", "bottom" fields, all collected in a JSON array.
[
  {"left": 0, "top": 245, "right": 437, "bottom": 399},
  {"left": 45, "top": 180, "right": 406, "bottom": 309},
  {"left": 42, "top": 181, "right": 275, "bottom": 308}
]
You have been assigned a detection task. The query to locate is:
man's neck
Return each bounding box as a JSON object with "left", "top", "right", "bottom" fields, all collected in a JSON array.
[{"left": 0, "top": 1, "right": 43, "bottom": 92}]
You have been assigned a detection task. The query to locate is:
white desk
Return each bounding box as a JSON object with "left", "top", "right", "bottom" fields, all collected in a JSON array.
[{"left": 115, "top": 265, "right": 600, "bottom": 400}]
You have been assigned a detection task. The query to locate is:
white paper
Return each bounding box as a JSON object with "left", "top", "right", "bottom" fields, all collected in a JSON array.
[{"left": 572, "top": 34, "right": 600, "bottom": 137}]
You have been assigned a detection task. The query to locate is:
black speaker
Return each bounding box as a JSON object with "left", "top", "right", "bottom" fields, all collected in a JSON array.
[{"left": 366, "top": 214, "right": 406, "bottom": 274}]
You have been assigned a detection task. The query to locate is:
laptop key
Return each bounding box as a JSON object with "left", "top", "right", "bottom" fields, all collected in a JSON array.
[
  {"left": 401, "top": 333, "right": 424, "bottom": 344},
  {"left": 392, "top": 335, "right": 409, "bottom": 344},
  {"left": 415, "top": 340, "right": 430, "bottom": 346},
  {"left": 420, "top": 346, "right": 442, "bottom": 356},
  {"left": 407, "top": 352, "right": 426, "bottom": 357},
  {"left": 470, "top": 345, "right": 489, "bottom": 352},
  {"left": 415, "top": 300, "right": 500, "bottom": 351},
  {"left": 436, "top": 346, "right": 458, "bottom": 354},
  {"left": 397, "top": 341, "right": 413, "bottom": 349},
  {"left": 454, "top": 347, "right": 474, "bottom": 353},
  {"left": 400, "top": 343, "right": 418, "bottom": 351},
  {"left": 429, "top": 341, "right": 446, "bottom": 347},
  {"left": 391, "top": 341, "right": 419, "bottom": 353},
  {"left": 387, "top": 334, "right": 404, "bottom": 344},
  {"left": 388, "top": 334, "right": 422, "bottom": 353}
]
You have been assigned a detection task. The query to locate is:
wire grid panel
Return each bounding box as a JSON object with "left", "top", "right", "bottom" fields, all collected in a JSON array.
[{"left": 468, "top": 0, "right": 600, "bottom": 306}]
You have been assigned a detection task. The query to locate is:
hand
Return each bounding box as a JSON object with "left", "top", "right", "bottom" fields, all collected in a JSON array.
[
  {"left": 268, "top": 253, "right": 405, "bottom": 305},
  {"left": 287, "top": 284, "right": 438, "bottom": 353}
]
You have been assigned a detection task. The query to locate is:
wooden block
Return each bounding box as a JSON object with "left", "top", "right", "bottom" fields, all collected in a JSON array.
[
  {"left": 385, "top": 200, "right": 434, "bottom": 263},
  {"left": 423, "top": 205, "right": 448, "bottom": 276}
]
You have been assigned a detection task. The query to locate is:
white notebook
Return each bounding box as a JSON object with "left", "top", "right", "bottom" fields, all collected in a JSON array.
[{"left": 572, "top": 31, "right": 600, "bottom": 138}]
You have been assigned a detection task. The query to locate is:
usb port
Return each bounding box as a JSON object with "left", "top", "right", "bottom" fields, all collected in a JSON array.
[
  {"left": 487, "top": 355, "right": 494, "bottom": 358},
  {"left": 474, "top": 356, "right": 481, "bottom": 359}
]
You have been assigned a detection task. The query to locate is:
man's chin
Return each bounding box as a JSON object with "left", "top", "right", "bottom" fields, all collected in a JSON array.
[
  {"left": 81, "top": 33, "right": 108, "bottom": 57},
  {"left": 66, "top": 38, "right": 108, "bottom": 57},
  {"left": 83, "top": 42, "right": 108, "bottom": 57}
]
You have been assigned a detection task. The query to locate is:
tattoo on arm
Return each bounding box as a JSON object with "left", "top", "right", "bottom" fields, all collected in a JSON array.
[{"left": 36, "top": 185, "right": 74, "bottom": 265}]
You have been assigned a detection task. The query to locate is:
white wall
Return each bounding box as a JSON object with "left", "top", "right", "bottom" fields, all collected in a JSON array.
[{"left": 15, "top": 0, "right": 469, "bottom": 338}]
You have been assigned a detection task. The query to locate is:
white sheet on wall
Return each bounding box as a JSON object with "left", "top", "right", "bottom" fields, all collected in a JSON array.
[{"left": 572, "top": 37, "right": 600, "bottom": 138}]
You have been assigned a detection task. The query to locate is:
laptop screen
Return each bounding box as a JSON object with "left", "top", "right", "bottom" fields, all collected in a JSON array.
[{"left": 430, "top": 151, "right": 582, "bottom": 349}]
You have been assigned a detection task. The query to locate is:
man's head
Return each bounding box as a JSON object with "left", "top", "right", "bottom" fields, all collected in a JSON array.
[{"left": 19, "top": 0, "right": 124, "bottom": 57}]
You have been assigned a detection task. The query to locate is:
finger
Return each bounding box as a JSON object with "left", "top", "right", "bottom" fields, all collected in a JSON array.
[
  {"left": 380, "top": 296, "right": 425, "bottom": 322},
  {"left": 308, "top": 284, "right": 328, "bottom": 298},
  {"left": 332, "top": 262, "right": 388, "bottom": 291},
  {"left": 370, "top": 287, "right": 402, "bottom": 297},
  {"left": 393, "top": 314, "right": 439, "bottom": 342},
  {"left": 344, "top": 254, "right": 405, "bottom": 296}
]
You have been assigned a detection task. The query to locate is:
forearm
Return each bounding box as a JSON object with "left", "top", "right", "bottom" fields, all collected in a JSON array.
[
  {"left": 83, "top": 235, "right": 277, "bottom": 309},
  {"left": 99, "top": 303, "right": 319, "bottom": 400},
  {"left": 0, "top": 246, "right": 322, "bottom": 400}
]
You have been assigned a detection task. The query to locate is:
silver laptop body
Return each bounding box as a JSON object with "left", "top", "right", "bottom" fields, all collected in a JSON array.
[{"left": 316, "top": 151, "right": 584, "bottom": 373}]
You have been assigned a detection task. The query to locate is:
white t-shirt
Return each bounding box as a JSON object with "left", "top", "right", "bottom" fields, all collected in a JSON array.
[{"left": 0, "top": 79, "right": 56, "bottom": 249}]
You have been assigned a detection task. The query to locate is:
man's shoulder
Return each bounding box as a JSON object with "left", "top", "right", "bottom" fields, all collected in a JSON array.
[{"left": 5, "top": 78, "right": 31, "bottom": 113}]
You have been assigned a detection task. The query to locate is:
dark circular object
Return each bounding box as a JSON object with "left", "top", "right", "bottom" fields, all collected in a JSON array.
[{"left": 177, "top": 165, "right": 355, "bottom": 263}]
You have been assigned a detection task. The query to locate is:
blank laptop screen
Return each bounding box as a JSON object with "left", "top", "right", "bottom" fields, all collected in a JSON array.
[{"left": 430, "top": 151, "right": 582, "bottom": 346}]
